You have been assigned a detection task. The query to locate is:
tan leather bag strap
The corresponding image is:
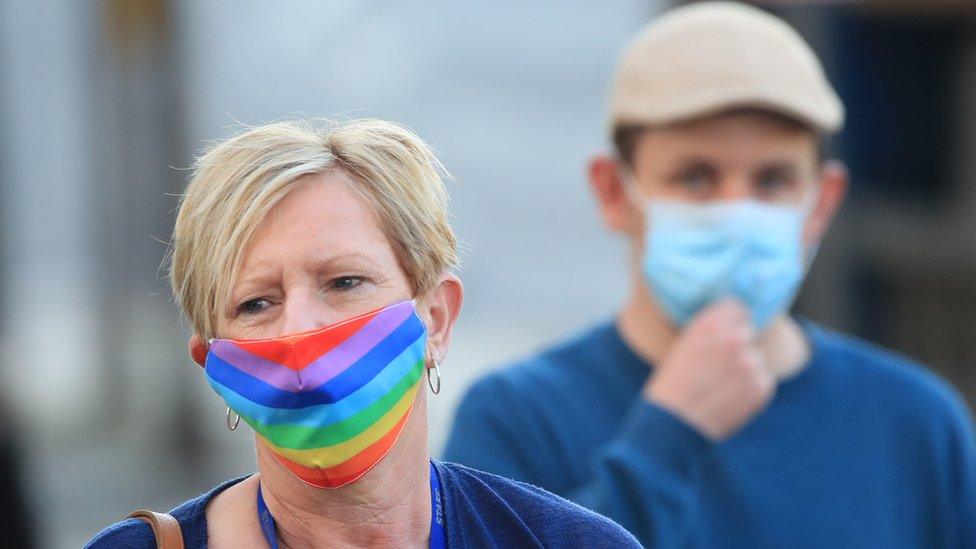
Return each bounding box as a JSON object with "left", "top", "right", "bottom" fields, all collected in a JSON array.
[{"left": 127, "top": 509, "right": 185, "bottom": 549}]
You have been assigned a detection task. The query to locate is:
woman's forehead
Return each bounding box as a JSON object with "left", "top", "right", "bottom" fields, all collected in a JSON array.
[{"left": 237, "top": 175, "right": 394, "bottom": 277}]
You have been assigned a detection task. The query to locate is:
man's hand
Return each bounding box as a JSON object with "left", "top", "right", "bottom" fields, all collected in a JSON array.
[{"left": 645, "top": 299, "right": 775, "bottom": 440}]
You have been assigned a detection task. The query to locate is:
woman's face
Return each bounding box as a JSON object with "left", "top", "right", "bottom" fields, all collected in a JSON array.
[{"left": 216, "top": 171, "right": 414, "bottom": 340}]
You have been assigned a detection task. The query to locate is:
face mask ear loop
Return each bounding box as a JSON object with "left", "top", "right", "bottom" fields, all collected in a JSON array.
[
  {"left": 411, "top": 296, "right": 442, "bottom": 394},
  {"left": 619, "top": 168, "right": 660, "bottom": 243},
  {"left": 797, "top": 187, "right": 822, "bottom": 274},
  {"left": 800, "top": 186, "right": 820, "bottom": 219},
  {"left": 205, "top": 336, "right": 239, "bottom": 430},
  {"left": 408, "top": 297, "right": 432, "bottom": 335},
  {"left": 616, "top": 164, "right": 645, "bottom": 208}
]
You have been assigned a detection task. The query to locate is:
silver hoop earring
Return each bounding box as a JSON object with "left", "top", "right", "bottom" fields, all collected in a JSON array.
[
  {"left": 427, "top": 361, "right": 442, "bottom": 395},
  {"left": 226, "top": 407, "right": 240, "bottom": 431}
]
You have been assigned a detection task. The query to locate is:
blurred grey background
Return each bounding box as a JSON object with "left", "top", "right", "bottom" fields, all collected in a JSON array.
[{"left": 0, "top": 1, "right": 974, "bottom": 546}]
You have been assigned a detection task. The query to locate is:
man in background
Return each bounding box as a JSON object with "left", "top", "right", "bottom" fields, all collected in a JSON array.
[{"left": 444, "top": 2, "right": 976, "bottom": 547}]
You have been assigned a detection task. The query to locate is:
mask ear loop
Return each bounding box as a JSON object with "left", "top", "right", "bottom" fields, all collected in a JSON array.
[
  {"left": 410, "top": 297, "right": 434, "bottom": 337},
  {"left": 408, "top": 298, "right": 423, "bottom": 320},
  {"left": 206, "top": 337, "right": 241, "bottom": 430},
  {"left": 618, "top": 167, "right": 660, "bottom": 238},
  {"left": 411, "top": 298, "right": 442, "bottom": 394},
  {"left": 617, "top": 164, "right": 644, "bottom": 207},
  {"left": 798, "top": 187, "right": 823, "bottom": 273},
  {"left": 799, "top": 185, "right": 821, "bottom": 218}
]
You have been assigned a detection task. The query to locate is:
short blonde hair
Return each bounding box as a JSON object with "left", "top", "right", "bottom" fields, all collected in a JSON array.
[{"left": 169, "top": 119, "right": 458, "bottom": 338}]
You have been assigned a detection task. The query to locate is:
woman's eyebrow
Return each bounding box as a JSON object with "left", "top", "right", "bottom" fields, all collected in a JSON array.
[
  {"left": 310, "top": 252, "right": 383, "bottom": 271},
  {"left": 233, "top": 265, "right": 277, "bottom": 288}
]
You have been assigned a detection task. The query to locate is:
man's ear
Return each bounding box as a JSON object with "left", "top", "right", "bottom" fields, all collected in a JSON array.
[
  {"left": 422, "top": 273, "right": 464, "bottom": 366},
  {"left": 189, "top": 333, "right": 209, "bottom": 367},
  {"left": 588, "top": 154, "right": 640, "bottom": 236},
  {"left": 803, "top": 160, "right": 848, "bottom": 248}
]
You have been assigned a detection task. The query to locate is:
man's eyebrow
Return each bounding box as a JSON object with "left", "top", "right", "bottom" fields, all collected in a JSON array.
[
  {"left": 657, "top": 158, "right": 719, "bottom": 179},
  {"left": 753, "top": 159, "right": 802, "bottom": 175},
  {"left": 670, "top": 156, "right": 717, "bottom": 166}
]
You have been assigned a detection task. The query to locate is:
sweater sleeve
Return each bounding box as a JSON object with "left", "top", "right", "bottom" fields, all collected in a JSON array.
[
  {"left": 945, "top": 391, "right": 976, "bottom": 549},
  {"left": 443, "top": 374, "right": 712, "bottom": 548},
  {"left": 567, "top": 400, "right": 712, "bottom": 548},
  {"left": 443, "top": 375, "right": 559, "bottom": 484}
]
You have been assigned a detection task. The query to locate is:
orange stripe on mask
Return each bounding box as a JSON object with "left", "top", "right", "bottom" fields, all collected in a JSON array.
[
  {"left": 270, "top": 403, "right": 413, "bottom": 488},
  {"left": 235, "top": 312, "right": 377, "bottom": 370}
]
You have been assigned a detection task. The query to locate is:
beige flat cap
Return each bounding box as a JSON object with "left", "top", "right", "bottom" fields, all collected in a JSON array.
[{"left": 609, "top": 1, "right": 844, "bottom": 133}]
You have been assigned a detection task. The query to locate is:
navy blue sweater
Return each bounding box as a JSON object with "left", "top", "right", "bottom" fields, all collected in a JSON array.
[
  {"left": 85, "top": 460, "right": 640, "bottom": 548},
  {"left": 443, "top": 321, "right": 976, "bottom": 548}
]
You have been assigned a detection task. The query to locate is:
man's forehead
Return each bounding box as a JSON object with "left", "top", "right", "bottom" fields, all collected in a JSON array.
[
  {"left": 652, "top": 107, "right": 818, "bottom": 137},
  {"left": 644, "top": 108, "right": 813, "bottom": 143},
  {"left": 631, "top": 116, "right": 821, "bottom": 171}
]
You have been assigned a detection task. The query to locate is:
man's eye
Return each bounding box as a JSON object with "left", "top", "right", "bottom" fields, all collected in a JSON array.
[
  {"left": 756, "top": 172, "right": 795, "bottom": 197},
  {"left": 238, "top": 298, "right": 271, "bottom": 314},
  {"left": 679, "top": 171, "right": 713, "bottom": 193},
  {"left": 332, "top": 276, "right": 364, "bottom": 291}
]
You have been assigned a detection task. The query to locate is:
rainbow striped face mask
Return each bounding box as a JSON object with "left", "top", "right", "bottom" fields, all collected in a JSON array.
[{"left": 203, "top": 300, "right": 427, "bottom": 489}]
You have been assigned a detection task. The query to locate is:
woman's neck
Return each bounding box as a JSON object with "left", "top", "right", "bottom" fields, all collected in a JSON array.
[
  {"left": 256, "top": 406, "right": 432, "bottom": 549},
  {"left": 618, "top": 274, "right": 809, "bottom": 380}
]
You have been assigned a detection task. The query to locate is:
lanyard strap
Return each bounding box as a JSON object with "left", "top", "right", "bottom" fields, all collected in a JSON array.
[
  {"left": 256, "top": 486, "right": 277, "bottom": 549},
  {"left": 429, "top": 461, "right": 446, "bottom": 549},
  {"left": 257, "top": 462, "right": 447, "bottom": 549}
]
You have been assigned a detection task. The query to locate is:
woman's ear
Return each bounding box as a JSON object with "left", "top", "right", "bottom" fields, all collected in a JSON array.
[
  {"left": 423, "top": 273, "right": 464, "bottom": 366},
  {"left": 189, "top": 333, "right": 209, "bottom": 367}
]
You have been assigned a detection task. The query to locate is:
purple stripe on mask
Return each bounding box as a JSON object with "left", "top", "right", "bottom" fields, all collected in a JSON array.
[{"left": 209, "top": 302, "right": 415, "bottom": 393}]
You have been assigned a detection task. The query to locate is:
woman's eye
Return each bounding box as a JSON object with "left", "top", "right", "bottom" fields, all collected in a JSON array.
[
  {"left": 238, "top": 298, "right": 271, "bottom": 314},
  {"left": 331, "top": 276, "right": 364, "bottom": 291}
]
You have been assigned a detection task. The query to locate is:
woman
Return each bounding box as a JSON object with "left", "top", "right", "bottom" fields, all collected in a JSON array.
[{"left": 86, "top": 119, "right": 640, "bottom": 548}]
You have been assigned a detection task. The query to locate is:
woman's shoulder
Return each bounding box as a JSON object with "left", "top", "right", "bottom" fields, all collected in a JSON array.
[
  {"left": 85, "top": 516, "right": 161, "bottom": 549},
  {"left": 85, "top": 517, "right": 155, "bottom": 549},
  {"left": 84, "top": 475, "right": 251, "bottom": 549},
  {"left": 436, "top": 461, "right": 640, "bottom": 548}
]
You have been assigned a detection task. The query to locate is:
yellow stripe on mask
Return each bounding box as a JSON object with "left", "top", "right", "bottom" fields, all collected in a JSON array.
[{"left": 260, "top": 382, "right": 419, "bottom": 469}]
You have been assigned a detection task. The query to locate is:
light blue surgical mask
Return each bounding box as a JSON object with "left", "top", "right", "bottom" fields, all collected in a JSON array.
[{"left": 640, "top": 199, "right": 809, "bottom": 328}]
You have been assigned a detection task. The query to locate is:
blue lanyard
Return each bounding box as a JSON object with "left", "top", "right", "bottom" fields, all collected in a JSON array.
[
  {"left": 429, "top": 461, "right": 446, "bottom": 549},
  {"left": 257, "top": 462, "right": 447, "bottom": 548}
]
